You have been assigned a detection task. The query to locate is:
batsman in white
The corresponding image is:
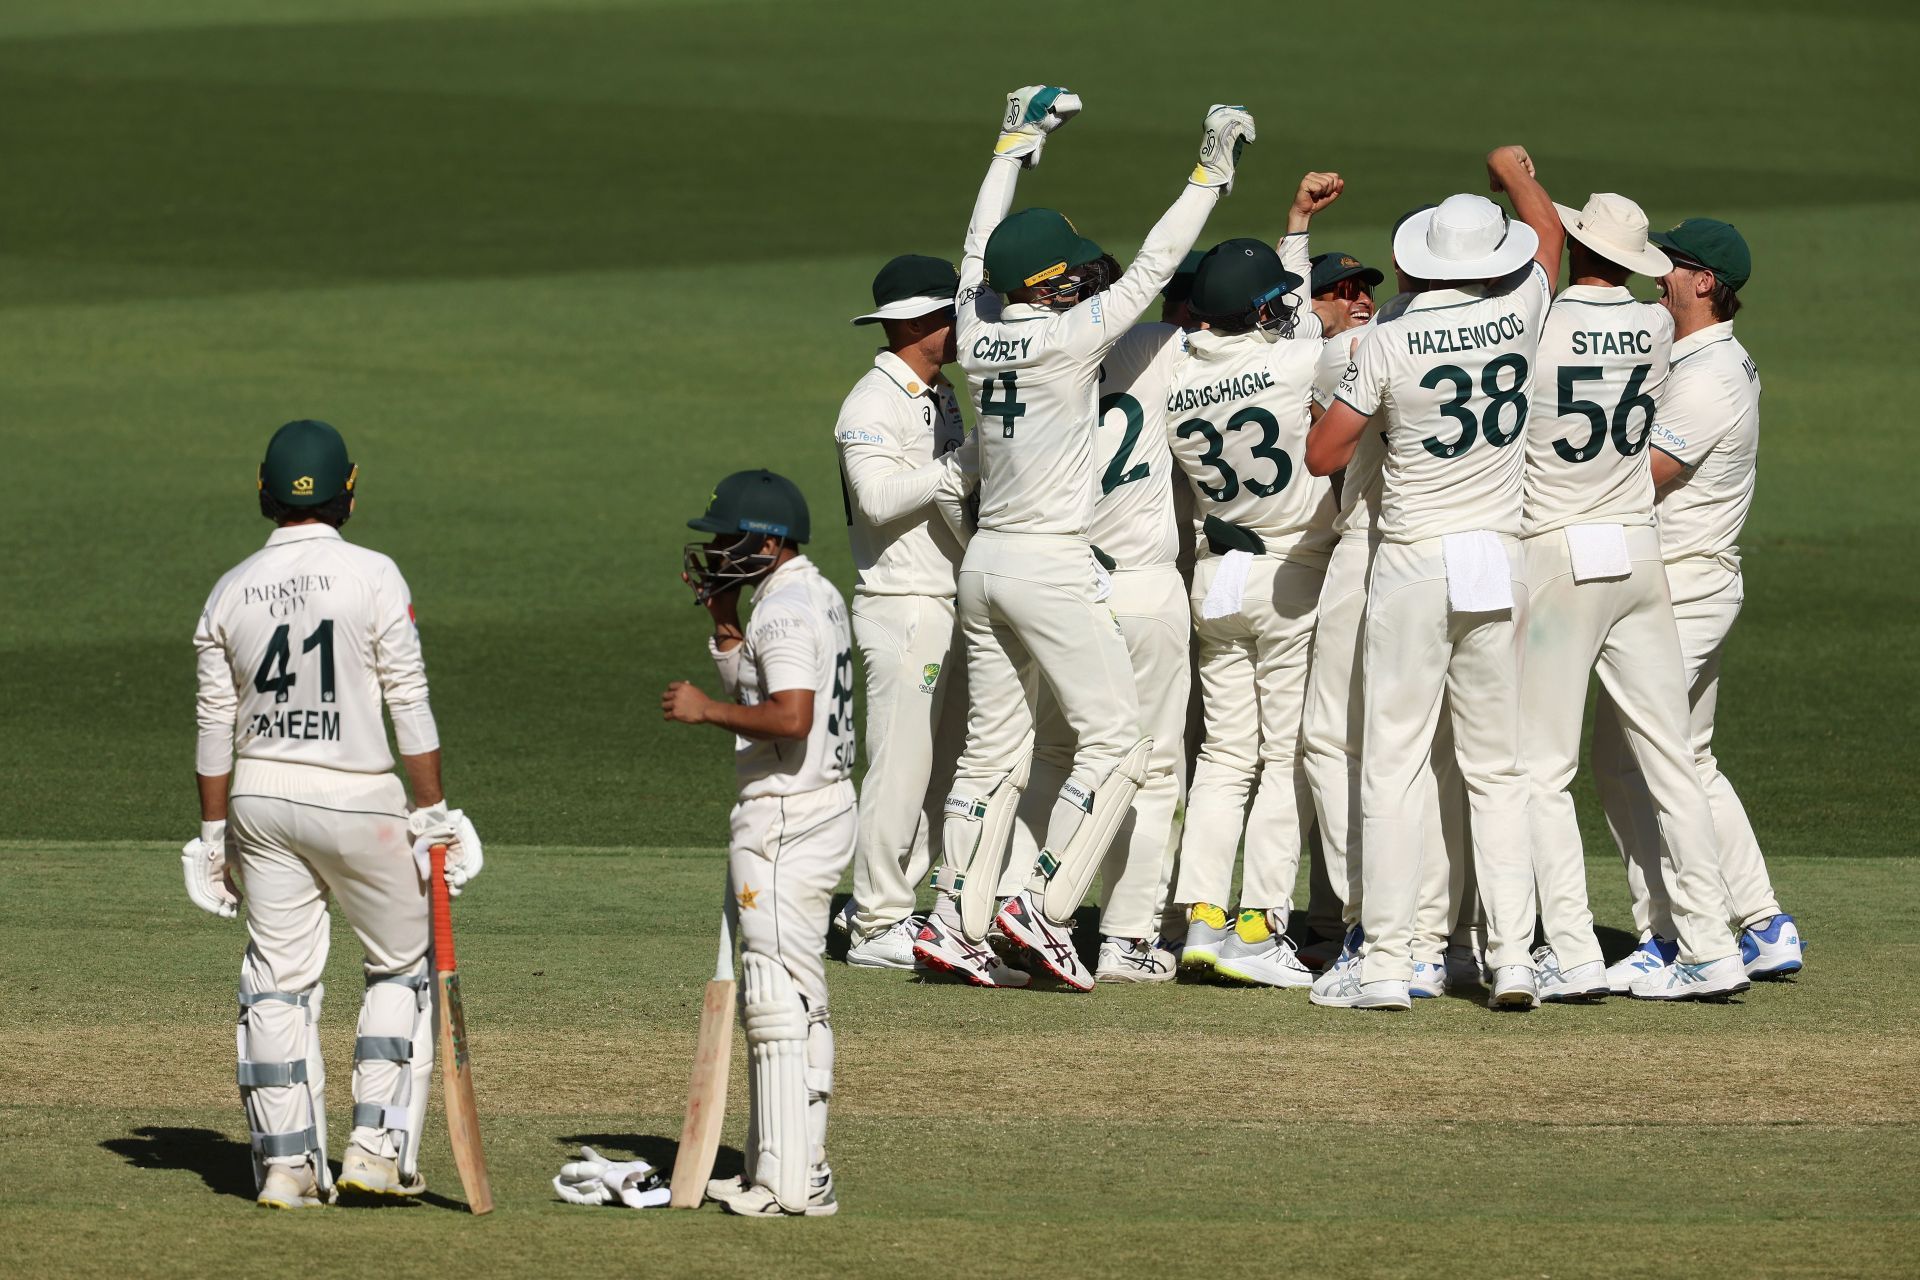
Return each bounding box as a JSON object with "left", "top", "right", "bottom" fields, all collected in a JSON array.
[
  {"left": 920, "top": 85, "right": 1253, "bottom": 991},
  {"left": 662, "top": 470, "right": 856, "bottom": 1218},
  {"left": 185, "top": 418, "right": 483, "bottom": 1209},
  {"left": 1306, "top": 146, "right": 1564, "bottom": 1012},
  {"left": 832, "top": 254, "right": 973, "bottom": 970},
  {"left": 1592, "top": 217, "right": 1804, "bottom": 985},
  {"left": 1517, "top": 193, "right": 1750, "bottom": 1003},
  {"left": 1164, "top": 175, "right": 1345, "bottom": 990}
]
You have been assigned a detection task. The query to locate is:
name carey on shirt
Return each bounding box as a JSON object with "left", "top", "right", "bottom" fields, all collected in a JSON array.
[
  {"left": 1405, "top": 311, "right": 1526, "bottom": 356},
  {"left": 244, "top": 574, "right": 334, "bottom": 619},
  {"left": 1167, "top": 367, "right": 1275, "bottom": 413}
]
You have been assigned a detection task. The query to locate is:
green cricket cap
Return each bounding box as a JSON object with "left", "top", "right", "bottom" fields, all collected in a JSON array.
[
  {"left": 984, "top": 208, "right": 1104, "bottom": 294},
  {"left": 1189, "top": 238, "right": 1302, "bottom": 322},
  {"left": 1163, "top": 249, "right": 1206, "bottom": 303},
  {"left": 259, "top": 419, "right": 356, "bottom": 507},
  {"left": 687, "top": 469, "right": 811, "bottom": 545},
  {"left": 1649, "top": 218, "right": 1751, "bottom": 292},
  {"left": 1310, "top": 251, "right": 1385, "bottom": 295},
  {"left": 852, "top": 254, "right": 959, "bottom": 325}
]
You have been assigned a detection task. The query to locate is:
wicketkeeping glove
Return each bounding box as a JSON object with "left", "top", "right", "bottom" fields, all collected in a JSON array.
[
  {"left": 181, "top": 820, "right": 239, "bottom": 920},
  {"left": 995, "top": 84, "right": 1082, "bottom": 169},
  {"left": 552, "top": 1146, "right": 670, "bottom": 1209},
  {"left": 408, "top": 801, "right": 485, "bottom": 896},
  {"left": 1190, "top": 103, "right": 1257, "bottom": 195}
]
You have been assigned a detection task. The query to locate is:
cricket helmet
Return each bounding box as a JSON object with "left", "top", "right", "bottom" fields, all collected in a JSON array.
[
  {"left": 1188, "top": 238, "right": 1304, "bottom": 337},
  {"left": 682, "top": 470, "right": 810, "bottom": 604},
  {"left": 984, "top": 208, "right": 1106, "bottom": 307},
  {"left": 259, "top": 419, "right": 357, "bottom": 507}
]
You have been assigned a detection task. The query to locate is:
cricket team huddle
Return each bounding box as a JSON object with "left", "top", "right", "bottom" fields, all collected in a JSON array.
[{"left": 180, "top": 87, "right": 1802, "bottom": 1220}]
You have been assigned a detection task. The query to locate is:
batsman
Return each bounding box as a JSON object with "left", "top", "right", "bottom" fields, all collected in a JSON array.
[
  {"left": 185, "top": 419, "right": 483, "bottom": 1208},
  {"left": 662, "top": 470, "right": 855, "bottom": 1218}
]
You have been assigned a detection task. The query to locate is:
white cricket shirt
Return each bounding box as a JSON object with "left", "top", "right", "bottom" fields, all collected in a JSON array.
[
  {"left": 1089, "top": 322, "right": 1184, "bottom": 569},
  {"left": 1168, "top": 325, "right": 1334, "bottom": 562},
  {"left": 833, "top": 350, "right": 970, "bottom": 597},
  {"left": 957, "top": 155, "right": 1219, "bottom": 539},
  {"left": 711, "top": 555, "right": 856, "bottom": 800},
  {"left": 1335, "top": 263, "right": 1553, "bottom": 542},
  {"left": 1647, "top": 320, "right": 1761, "bottom": 568},
  {"left": 194, "top": 523, "right": 437, "bottom": 780},
  {"left": 1522, "top": 285, "right": 1674, "bottom": 535}
]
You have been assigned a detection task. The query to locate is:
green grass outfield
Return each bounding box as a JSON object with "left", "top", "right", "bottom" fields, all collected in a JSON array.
[{"left": 2, "top": 0, "right": 1917, "bottom": 1274}]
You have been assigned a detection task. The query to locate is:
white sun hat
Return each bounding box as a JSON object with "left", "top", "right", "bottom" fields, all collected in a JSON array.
[
  {"left": 1393, "top": 193, "right": 1539, "bottom": 282},
  {"left": 1554, "top": 192, "right": 1672, "bottom": 277}
]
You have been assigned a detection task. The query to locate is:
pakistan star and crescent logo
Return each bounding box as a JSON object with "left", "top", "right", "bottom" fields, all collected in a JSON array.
[{"left": 737, "top": 884, "right": 759, "bottom": 911}]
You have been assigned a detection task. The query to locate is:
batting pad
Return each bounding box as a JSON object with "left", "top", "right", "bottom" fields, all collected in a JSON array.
[
  {"left": 1041, "top": 736, "right": 1153, "bottom": 925},
  {"left": 940, "top": 751, "right": 1032, "bottom": 942},
  {"left": 741, "top": 953, "right": 809, "bottom": 1213},
  {"left": 349, "top": 963, "right": 433, "bottom": 1177},
  {"left": 236, "top": 980, "right": 330, "bottom": 1193}
]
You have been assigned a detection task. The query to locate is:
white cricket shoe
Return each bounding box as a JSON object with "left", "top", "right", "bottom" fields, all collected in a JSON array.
[
  {"left": 1212, "top": 926, "right": 1314, "bottom": 989},
  {"left": 1488, "top": 965, "right": 1539, "bottom": 1011},
  {"left": 1534, "top": 945, "right": 1608, "bottom": 1003},
  {"left": 1740, "top": 914, "right": 1804, "bottom": 980},
  {"left": 1629, "top": 954, "right": 1752, "bottom": 1002},
  {"left": 847, "top": 915, "right": 921, "bottom": 971},
  {"left": 1180, "top": 903, "right": 1232, "bottom": 970},
  {"left": 911, "top": 915, "right": 1030, "bottom": 988},
  {"left": 1096, "top": 936, "right": 1177, "bottom": 983},
  {"left": 337, "top": 1144, "right": 425, "bottom": 1199},
  {"left": 1606, "top": 935, "right": 1677, "bottom": 994},
  {"left": 720, "top": 1166, "right": 839, "bottom": 1218},
  {"left": 1308, "top": 963, "right": 1410, "bottom": 1010},
  {"left": 993, "top": 890, "right": 1094, "bottom": 992},
  {"left": 829, "top": 898, "right": 855, "bottom": 939},
  {"left": 257, "top": 1162, "right": 326, "bottom": 1209},
  {"left": 1408, "top": 960, "right": 1448, "bottom": 999}
]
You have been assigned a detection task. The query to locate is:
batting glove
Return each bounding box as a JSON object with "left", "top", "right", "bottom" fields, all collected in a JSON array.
[
  {"left": 1190, "top": 103, "right": 1256, "bottom": 195},
  {"left": 553, "top": 1146, "right": 670, "bottom": 1209},
  {"left": 181, "top": 820, "right": 239, "bottom": 920},
  {"left": 995, "top": 84, "right": 1082, "bottom": 169},
  {"left": 408, "top": 802, "right": 485, "bottom": 896}
]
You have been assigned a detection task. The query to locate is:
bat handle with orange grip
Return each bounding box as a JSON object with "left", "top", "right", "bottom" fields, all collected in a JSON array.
[{"left": 430, "top": 843, "right": 456, "bottom": 971}]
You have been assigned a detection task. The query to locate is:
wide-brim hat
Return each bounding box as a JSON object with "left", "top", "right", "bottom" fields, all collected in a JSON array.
[
  {"left": 1556, "top": 193, "right": 1671, "bottom": 277},
  {"left": 852, "top": 253, "right": 960, "bottom": 325},
  {"left": 1393, "top": 193, "right": 1538, "bottom": 281}
]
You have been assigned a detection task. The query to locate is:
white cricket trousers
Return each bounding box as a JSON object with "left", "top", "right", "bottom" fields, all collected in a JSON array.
[
  {"left": 1029, "top": 563, "right": 1190, "bottom": 938},
  {"left": 1359, "top": 535, "right": 1533, "bottom": 985},
  {"left": 849, "top": 592, "right": 963, "bottom": 939},
  {"left": 1175, "top": 553, "right": 1322, "bottom": 915},
  {"left": 1521, "top": 528, "right": 1737, "bottom": 967},
  {"left": 952, "top": 530, "right": 1143, "bottom": 854},
  {"left": 227, "top": 762, "right": 427, "bottom": 1162},
  {"left": 1593, "top": 558, "right": 1781, "bottom": 933},
  {"left": 1302, "top": 532, "right": 1464, "bottom": 957},
  {"left": 728, "top": 782, "right": 858, "bottom": 1011}
]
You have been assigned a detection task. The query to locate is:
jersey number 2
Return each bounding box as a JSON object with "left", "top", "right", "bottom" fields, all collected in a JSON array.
[
  {"left": 253, "top": 620, "right": 336, "bottom": 704},
  {"left": 1099, "top": 392, "right": 1149, "bottom": 494}
]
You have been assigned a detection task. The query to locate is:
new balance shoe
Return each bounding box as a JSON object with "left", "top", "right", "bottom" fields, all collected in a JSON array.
[
  {"left": 993, "top": 890, "right": 1094, "bottom": 992},
  {"left": 1211, "top": 910, "right": 1313, "bottom": 988},
  {"left": 1309, "top": 963, "right": 1410, "bottom": 1010},
  {"left": 1181, "top": 902, "right": 1231, "bottom": 970},
  {"left": 1740, "top": 914, "right": 1804, "bottom": 980},
  {"left": 1606, "top": 935, "right": 1677, "bottom": 994},
  {"left": 912, "top": 914, "right": 1030, "bottom": 988},
  {"left": 1096, "top": 935, "right": 1177, "bottom": 983},
  {"left": 1534, "top": 945, "right": 1607, "bottom": 1003},
  {"left": 1488, "top": 964, "right": 1539, "bottom": 1011},
  {"left": 721, "top": 1165, "right": 840, "bottom": 1218},
  {"left": 1629, "top": 954, "right": 1752, "bottom": 1002},
  {"left": 337, "top": 1144, "right": 424, "bottom": 1199},
  {"left": 847, "top": 915, "right": 922, "bottom": 971},
  {"left": 1408, "top": 960, "right": 1448, "bottom": 999}
]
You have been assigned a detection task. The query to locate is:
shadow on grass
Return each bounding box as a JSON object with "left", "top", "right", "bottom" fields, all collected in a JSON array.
[
  {"left": 558, "top": 1134, "right": 747, "bottom": 1183},
  {"left": 102, "top": 1126, "right": 255, "bottom": 1200}
]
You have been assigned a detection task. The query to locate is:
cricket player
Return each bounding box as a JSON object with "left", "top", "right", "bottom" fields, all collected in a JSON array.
[
  {"left": 663, "top": 470, "right": 855, "bottom": 1217},
  {"left": 923, "top": 86, "right": 1253, "bottom": 991},
  {"left": 1165, "top": 174, "right": 1345, "bottom": 988},
  {"left": 1592, "top": 217, "right": 1803, "bottom": 984},
  {"left": 1516, "top": 194, "right": 1751, "bottom": 1002},
  {"left": 833, "top": 254, "right": 973, "bottom": 970},
  {"left": 185, "top": 418, "right": 482, "bottom": 1209},
  {"left": 1306, "top": 146, "right": 1565, "bottom": 1012}
]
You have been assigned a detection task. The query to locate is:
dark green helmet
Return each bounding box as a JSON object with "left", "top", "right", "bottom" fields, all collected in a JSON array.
[
  {"left": 259, "top": 419, "right": 356, "bottom": 506},
  {"left": 1188, "top": 238, "right": 1304, "bottom": 330},
  {"left": 687, "top": 469, "right": 810, "bottom": 544},
  {"left": 984, "top": 208, "right": 1104, "bottom": 299}
]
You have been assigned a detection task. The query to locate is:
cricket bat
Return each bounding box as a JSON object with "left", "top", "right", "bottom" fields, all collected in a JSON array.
[
  {"left": 668, "top": 902, "right": 736, "bottom": 1208},
  {"left": 430, "top": 843, "right": 495, "bottom": 1216}
]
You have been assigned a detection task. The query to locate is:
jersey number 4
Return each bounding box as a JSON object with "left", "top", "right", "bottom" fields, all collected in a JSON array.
[
  {"left": 979, "top": 372, "right": 1026, "bottom": 438},
  {"left": 253, "top": 620, "right": 336, "bottom": 704}
]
